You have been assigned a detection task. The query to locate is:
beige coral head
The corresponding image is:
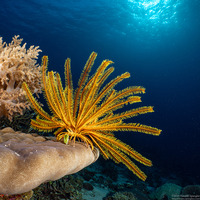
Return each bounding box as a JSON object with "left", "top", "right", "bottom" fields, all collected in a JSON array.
[
  {"left": 0, "top": 127, "right": 99, "bottom": 195},
  {"left": 0, "top": 35, "right": 42, "bottom": 121}
]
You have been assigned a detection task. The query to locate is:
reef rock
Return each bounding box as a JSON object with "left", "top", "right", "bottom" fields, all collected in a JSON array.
[{"left": 149, "top": 183, "right": 182, "bottom": 200}]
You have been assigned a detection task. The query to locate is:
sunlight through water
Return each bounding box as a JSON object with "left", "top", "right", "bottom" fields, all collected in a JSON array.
[
  {"left": 128, "top": 0, "right": 180, "bottom": 24},
  {"left": 126, "top": 0, "right": 181, "bottom": 42}
]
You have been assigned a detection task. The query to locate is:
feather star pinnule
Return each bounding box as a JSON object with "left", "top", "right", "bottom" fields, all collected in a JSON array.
[{"left": 22, "top": 52, "right": 161, "bottom": 181}]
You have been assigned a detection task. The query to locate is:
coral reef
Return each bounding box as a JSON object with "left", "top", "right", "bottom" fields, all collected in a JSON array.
[
  {"left": 0, "top": 35, "right": 42, "bottom": 121},
  {"left": 0, "top": 127, "right": 99, "bottom": 195}
]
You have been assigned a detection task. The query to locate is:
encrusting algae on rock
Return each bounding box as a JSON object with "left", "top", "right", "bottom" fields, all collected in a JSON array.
[{"left": 0, "top": 191, "right": 33, "bottom": 200}]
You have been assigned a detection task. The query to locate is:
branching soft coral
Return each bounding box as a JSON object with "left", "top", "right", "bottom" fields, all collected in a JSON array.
[{"left": 0, "top": 35, "right": 42, "bottom": 121}]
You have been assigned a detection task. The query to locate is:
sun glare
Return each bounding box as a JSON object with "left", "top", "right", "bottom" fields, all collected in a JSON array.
[{"left": 128, "top": 0, "right": 180, "bottom": 24}]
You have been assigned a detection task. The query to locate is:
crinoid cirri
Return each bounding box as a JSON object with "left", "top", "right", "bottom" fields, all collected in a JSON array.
[{"left": 22, "top": 52, "right": 161, "bottom": 181}]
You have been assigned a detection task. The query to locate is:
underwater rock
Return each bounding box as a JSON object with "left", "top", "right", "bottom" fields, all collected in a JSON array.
[
  {"left": 181, "top": 185, "right": 200, "bottom": 196},
  {"left": 0, "top": 127, "right": 99, "bottom": 195},
  {"left": 105, "top": 191, "right": 137, "bottom": 200},
  {"left": 149, "top": 183, "right": 182, "bottom": 200}
]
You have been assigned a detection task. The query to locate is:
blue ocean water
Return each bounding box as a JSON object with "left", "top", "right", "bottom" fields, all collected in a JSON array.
[{"left": 1, "top": 0, "right": 200, "bottom": 185}]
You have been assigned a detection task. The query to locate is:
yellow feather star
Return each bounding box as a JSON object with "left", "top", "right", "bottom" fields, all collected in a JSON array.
[{"left": 22, "top": 52, "right": 162, "bottom": 181}]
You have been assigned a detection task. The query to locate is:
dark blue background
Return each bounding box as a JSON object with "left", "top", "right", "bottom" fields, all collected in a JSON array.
[{"left": 1, "top": 0, "right": 199, "bottom": 183}]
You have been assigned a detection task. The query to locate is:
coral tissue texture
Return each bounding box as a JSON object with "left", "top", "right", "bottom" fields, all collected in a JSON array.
[
  {"left": 0, "top": 127, "right": 99, "bottom": 195},
  {"left": 0, "top": 35, "right": 42, "bottom": 121}
]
